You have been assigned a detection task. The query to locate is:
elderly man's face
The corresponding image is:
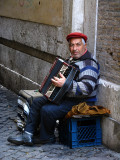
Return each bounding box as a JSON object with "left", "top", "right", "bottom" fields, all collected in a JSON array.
[{"left": 69, "top": 38, "right": 87, "bottom": 59}]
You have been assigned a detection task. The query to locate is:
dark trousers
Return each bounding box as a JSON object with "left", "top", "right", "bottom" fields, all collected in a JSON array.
[{"left": 25, "top": 96, "right": 94, "bottom": 140}]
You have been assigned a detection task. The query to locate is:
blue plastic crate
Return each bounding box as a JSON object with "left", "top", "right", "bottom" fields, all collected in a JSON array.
[{"left": 59, "top": 116, "right": 102, "bottom": 148}]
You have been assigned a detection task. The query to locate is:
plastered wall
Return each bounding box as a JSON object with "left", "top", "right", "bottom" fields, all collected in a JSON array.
[
  {"left": 0, "top": 0, "right": 98, "bottom": 92},
  {"left": 0, "top": 0, "right": 73, "bottom": 92},
  {"left": 0, "top": 0, "right": 63, "bottom": 26}
]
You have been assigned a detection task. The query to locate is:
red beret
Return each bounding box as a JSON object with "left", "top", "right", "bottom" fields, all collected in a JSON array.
[{"left": 66, "top": 32, "right": 87, "bottom": 42}]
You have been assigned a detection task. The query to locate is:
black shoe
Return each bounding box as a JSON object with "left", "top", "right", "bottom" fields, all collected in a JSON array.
[
  {"left": 33, "top": 136, "right": 56, "bottom": 144},
  {"left": 7, "top": 132, "right": 33, "bottom": 146}
]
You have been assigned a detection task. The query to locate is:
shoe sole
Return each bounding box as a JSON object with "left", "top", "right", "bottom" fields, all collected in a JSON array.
[
  {"left": 8, "top": 138, "right": 33, "bottom": 146},
  {"left": 7, "top": 139, "right": 24, "bottom": 145}
]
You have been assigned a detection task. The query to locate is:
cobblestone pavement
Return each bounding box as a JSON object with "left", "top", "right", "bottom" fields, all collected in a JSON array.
[{"left": 0, "top": 84, "right": 120, "bottom": 160}]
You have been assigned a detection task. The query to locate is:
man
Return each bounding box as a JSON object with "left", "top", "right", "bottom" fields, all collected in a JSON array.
[{"left": 7, "top": 32, "right": 100, "bottom": 146}]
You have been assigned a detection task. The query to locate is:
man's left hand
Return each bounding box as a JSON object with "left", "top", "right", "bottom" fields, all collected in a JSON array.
[{"left": 51, "top": 73, "right": 66, "bottom": 87}]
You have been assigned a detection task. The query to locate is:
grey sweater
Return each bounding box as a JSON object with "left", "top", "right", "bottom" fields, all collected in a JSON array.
[{"left": 66, "top": 50, "right": 100, "bottom": 102}]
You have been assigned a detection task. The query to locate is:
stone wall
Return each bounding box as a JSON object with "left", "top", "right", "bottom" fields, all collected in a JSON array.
[
  {"left": 96, "top": 0, "right": 120, "bottom": 152},
  {"left": 97, "top": 0, "right": 120, "bottom": 84},
  {"left": 0, "top": 0, "right": 73, "bottom": 93},
  {"left": 0, "top": 0, "right": 98, "bottom": 93}
]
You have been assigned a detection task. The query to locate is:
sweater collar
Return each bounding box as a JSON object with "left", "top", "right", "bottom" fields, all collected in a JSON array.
[{"left": 72, "top": 50, "right": 91, "bottom": 61}]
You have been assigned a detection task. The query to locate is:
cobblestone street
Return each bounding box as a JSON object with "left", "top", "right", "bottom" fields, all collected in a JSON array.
[{"left": 0, "top": 84, "right": 120, "bottom": 160}]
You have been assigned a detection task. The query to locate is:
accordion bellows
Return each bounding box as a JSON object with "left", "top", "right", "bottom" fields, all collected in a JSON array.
[{"left": 39, "top": 58, "right": 79, "bottom": 104}]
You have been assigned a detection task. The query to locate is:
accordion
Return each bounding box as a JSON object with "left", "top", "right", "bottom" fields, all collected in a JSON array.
[{"left": 39, "top": 58, "right": 79, "bottom": 104}]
